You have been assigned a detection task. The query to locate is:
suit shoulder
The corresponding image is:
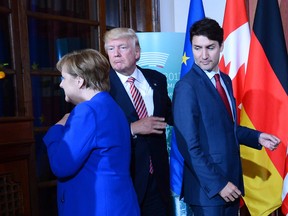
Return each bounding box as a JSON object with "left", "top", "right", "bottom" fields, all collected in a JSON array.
[
  {"left": 138, "top": 66, "right": 165, "bottom": 78},
  {"left": 178, "top": 68, "right": 200, "bottom": 83},
  {"left": 109, "top": 68, "right": 117, "bottom": 79}
]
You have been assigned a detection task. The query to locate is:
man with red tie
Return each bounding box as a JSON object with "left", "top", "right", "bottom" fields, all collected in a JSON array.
[
  {"left": 104, "top": 28, "right": 173, "bottom": 216},
  {"left": 172, "top": 18, "right": 280, "bottom": 216}
]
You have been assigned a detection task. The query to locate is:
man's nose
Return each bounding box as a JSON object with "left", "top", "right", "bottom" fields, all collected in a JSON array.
[
  {"left": 202, "top": 49, "right": 208, "bottom": 59},
  {"left": 113, "top": 48, "right": 121, "bottom": 57}
]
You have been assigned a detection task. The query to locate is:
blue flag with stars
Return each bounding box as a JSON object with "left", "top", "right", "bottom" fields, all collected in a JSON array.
[
  {"left": 180, "top": 0, "right": 205, "bottom": 78},
  {"left": 170, "top": 0, "right": 205, "bottom": 195}
]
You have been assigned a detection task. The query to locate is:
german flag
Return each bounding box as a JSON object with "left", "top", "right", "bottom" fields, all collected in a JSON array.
[{"left": 240, "top": 0, "right": 288, "bottom": 215}]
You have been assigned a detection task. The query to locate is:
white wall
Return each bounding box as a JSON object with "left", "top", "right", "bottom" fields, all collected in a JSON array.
[{"left": 160, "top": 0, "right": 226, "bottom": 32}]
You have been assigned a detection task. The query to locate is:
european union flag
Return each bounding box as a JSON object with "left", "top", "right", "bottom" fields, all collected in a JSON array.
[
  {"left": 180, "top": 0, "right": 205, "bottom": 78},
  {"left": 170, "top": 0, "right": 205, "bottom": 195}
]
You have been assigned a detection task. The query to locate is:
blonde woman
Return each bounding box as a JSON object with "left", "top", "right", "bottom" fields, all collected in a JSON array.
[{"left": 43, "top": 49, "right": 140, "bottom": 216}]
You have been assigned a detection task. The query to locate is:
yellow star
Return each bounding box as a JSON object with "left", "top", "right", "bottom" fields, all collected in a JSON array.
[{"left": 182, "top": 52, "right": 190, "bottom": 65}]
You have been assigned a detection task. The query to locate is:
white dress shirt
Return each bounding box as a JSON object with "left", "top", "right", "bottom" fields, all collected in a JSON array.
[{"left": 115, "top": 68, "right": 154, "bottom": 116}]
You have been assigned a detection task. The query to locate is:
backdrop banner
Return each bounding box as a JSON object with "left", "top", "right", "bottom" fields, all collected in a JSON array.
[
  {"left": 136, "top": 32, "right": 184, "bottom": 99},
  {"left": 137, "top": 32, "right": 192, "bottom": 216}
]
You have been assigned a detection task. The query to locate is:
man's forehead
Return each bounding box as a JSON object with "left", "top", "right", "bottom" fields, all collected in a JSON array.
[
  {"left": 192, "top": 40, "right": 218, "bottom": 47},
  {"left": 107, "top": 38, "right": 130, "bottom": 45}
]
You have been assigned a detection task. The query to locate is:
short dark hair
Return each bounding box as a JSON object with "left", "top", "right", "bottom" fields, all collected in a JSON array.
[{"left": 189, "top": 17, "right": 224, "bottom": 46}]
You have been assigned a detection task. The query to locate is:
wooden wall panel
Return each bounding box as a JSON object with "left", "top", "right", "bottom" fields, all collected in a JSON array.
[
  {"left": 0, "top": 118, "right": 33, "bottom": 144},
  {"left": 0, "top": 160, "right": 29, "bottom": 215},
  {"left": 0, "top": 118, "right": 38, "bottom": 216}
]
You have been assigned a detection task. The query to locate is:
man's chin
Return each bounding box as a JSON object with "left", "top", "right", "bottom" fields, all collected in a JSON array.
[
  {"left": 112, "top": 63, "right": 124, "bottom": 70},
  {"left": 114, "top": 67, "right": 123, "bottom": 72},
  {"left": 201, "top": 66, "right": 212, "bottom": 71}
]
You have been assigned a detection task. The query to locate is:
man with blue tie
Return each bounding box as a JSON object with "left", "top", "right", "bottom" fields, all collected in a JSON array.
[
  {"left": 172, "top": 18, "right": 280, "bottom": 216},
  {"left": 104, "top": 28, "right": 173, "bottom": 216}
]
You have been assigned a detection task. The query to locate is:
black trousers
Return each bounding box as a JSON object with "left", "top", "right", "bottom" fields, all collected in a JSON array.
[{"left": 141, "top": 173, "right": 171, "bottom": 216}]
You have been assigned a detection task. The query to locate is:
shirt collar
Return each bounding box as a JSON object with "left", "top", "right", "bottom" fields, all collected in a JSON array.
[
  {"left": 116, "top": 68, "right": 145, "bottom": 84},
  {"left": 203, "top": 69, "right": 220, "bottom": 81}
]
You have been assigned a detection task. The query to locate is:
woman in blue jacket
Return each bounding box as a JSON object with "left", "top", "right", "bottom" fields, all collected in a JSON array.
[{"left": 43, "top": 49, "right": 140, "bottom": 216}]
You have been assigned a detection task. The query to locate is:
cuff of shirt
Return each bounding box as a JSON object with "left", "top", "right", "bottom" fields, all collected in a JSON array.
[{"left": 130, "top": 124, "right": 137, "bottom": 139}]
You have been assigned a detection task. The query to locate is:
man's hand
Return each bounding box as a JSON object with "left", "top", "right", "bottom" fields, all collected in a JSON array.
[
  {"left": 259, "top": 133, "right": 280, "bottom": 151},
  {"left": 131, "top": 116, "right": 167, "bottom": 135},
  {"left": 219, "top": 182, "right": 242, "bottom": 202}
]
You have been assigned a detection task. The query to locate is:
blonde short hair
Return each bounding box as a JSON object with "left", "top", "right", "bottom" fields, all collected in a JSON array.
[
  {"left": 103, "top": 27, "right": 141, "bottom": 51},
  {"left": 56, "top": 49, "right": 110, "bottom": 91}
]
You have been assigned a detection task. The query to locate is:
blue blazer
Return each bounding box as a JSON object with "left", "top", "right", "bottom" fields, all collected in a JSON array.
[
  {"left": 109, "top": 66, "right": 173, "bottom": 206},
  {"left": 43, "top": 92, "right": 140, "bottom": 216},
  {"left": 173, "top": 63, "right": 261, "bottom": 206}
]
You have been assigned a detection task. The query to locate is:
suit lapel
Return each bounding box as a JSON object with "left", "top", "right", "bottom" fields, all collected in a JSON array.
[
  {"left": 140, "top": 68, "right": 161, "bottom": 116},
  {"left": 109, "top": 69, "right": 139, "bottom": 122},
  {"left": 193, "top": 64, "right": 218, "bottom": 97},
  {"left": 220, "top": 72, "right": 237, "bottom": 120},
  {"left": 193, "top": 64, "right": 236, "bottom": 121}
]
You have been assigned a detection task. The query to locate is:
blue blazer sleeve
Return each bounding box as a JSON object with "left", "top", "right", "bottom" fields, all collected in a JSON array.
[{"left": 43, "top": 103, "right": 97, "bottom": 178}]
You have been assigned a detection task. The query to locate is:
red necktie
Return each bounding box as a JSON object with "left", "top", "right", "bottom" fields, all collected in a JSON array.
[
  {"left": 127, "top": 77, "right": 148, "bottom": 119},
  {"left": 214, "top": 74, "right": 233, "bottom": 120},
  {"left": 127, "top": 77, "right": 154, "bottom": 174}
]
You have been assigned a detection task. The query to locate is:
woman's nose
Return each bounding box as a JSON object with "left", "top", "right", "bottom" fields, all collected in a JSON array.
[{"left": 59, "top": 81, "right": 63, "bottom": 88}]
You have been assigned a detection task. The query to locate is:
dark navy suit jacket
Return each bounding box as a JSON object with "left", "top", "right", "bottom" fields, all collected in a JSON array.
[
  {"left": 109, "top": 66, "right": 173, "bottom": 206},
  {"left": 173, "top": 63, "right": 261, "bottom": 206}
]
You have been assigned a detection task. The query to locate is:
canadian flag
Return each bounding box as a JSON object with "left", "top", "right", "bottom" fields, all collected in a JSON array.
[
  {"left": 218, "top": 0, "right": 251, "bottom": 208},
  {"left": 219, "top": 0, "right": 250, "bottom": 123}
]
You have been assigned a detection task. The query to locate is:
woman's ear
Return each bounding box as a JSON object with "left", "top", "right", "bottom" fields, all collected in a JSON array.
[{"left": 76, "top": 76, "right": 85, "bottom": 88}]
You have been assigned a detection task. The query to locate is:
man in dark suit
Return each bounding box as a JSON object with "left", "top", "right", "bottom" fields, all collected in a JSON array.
[
  {"left": 104, "top": 28, "right": 173, "bottom": 216},
  {"left": 172, "top": 18, "right": 280, "bottom": 216}
]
